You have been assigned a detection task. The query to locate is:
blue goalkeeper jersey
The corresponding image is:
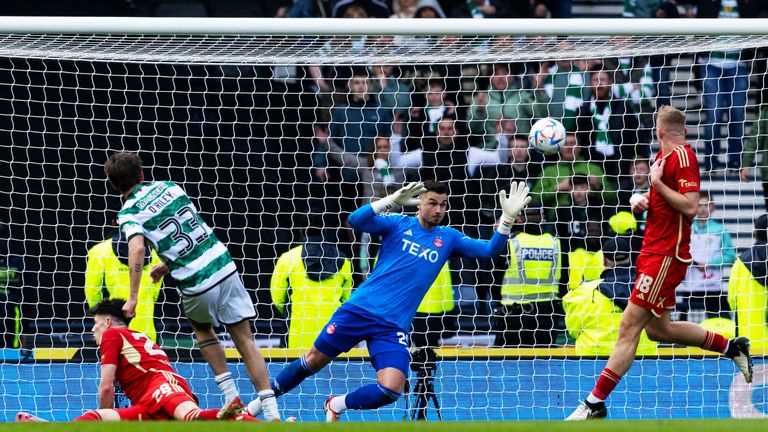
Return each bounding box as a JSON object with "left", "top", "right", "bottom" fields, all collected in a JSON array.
[{"left": 346, "top": 204, "right": 508, "bottom": 330}]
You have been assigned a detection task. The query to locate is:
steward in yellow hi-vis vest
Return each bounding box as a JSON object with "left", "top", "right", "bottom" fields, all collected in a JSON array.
[
  {"left": 728, "top": 214, "right": 768, "bottom": 350},
  {"left": 0, "top": 221, "right": 24, "bottom": 349},
  {"left": 563, "top": 238, "right": 658, "bottom": 356},
  {"left": 85, "top": 232, "right": 163, "bottom": 341},
  {"left": 412, "top": 262, "right": 454, "bottom": 347},
  {"left": 495, "top": 203, "right": 563, "bottom": 347},
  {"left": 271, "top": 233, "right": 353, "bottom": 349}
]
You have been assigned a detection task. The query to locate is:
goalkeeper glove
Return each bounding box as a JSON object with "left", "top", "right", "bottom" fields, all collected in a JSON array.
[
  {"left": 371, "top": 182, "right": 427, "bottom": 214},
  {"left": 497, "top": 181, "right": 532, "bottom": 235}
]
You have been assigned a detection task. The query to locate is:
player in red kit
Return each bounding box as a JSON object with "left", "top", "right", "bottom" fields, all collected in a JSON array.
[
  {"left": 16, "top": 299, "right": 259, "bottom": 422},
  {"left": 567, "top": 105, "right": 753, "bottom": 420}
]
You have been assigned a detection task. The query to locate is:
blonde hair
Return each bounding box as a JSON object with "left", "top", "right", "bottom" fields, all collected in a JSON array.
[{"left": 656, "top": 105, "right": 686, "bottom": 137}]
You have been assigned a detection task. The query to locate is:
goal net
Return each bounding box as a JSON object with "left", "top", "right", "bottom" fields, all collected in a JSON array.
[{"left": 1, "top": 17, "right": 767, "bottom": 421}]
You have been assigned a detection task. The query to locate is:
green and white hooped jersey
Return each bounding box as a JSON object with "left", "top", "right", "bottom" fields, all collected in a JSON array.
[{"left": 117, "top": 181, "right": 237, "bottom": 296}]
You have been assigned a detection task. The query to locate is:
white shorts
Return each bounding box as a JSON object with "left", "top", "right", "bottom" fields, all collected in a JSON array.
[{"left": 181, "top": 273, "right": 256, "bottom": 327}]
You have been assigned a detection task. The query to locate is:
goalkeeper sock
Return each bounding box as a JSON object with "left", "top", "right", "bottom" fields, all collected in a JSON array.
[
  {"left": 700, "top": 330, "right": 729, "bottom": 354},
  {"left": 272, "top": 355, "right": 318, "bottom": 396},
  {"left": 343, "top": 384, "right": 401, "bottom": 410},
  {"left": 215, "top": 372, "right": 239, "bottom": 401},
  {"left": 590, "top": 368, "right": 622, "bottom": 402}
]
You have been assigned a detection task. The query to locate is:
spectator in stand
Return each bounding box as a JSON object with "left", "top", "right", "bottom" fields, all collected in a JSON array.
[
  {"left": 554, "top": 175, "right": 605, "bottom": 253},
  {"left": 563, "top": 238, "right": 658, "bottom": 355},
  {"left": 679, "top": 191, "right": 736, "bottom": 319},
  {"left": 741, "top": 78, "right": 768, "bottom": 210},
  {"left": 617, "top": 159, "right": 650, "bottom": 255},
  {"left": 531, "top": 0, "right": 572, "bottom": 18},
  {"left": 467, "top": 63, "right": 549, "bottom": 149},
  {"left": 331, "top": 0, "right": 390, "bottom": 17},
  {"left": 679, "top": 0, "right": 765, "bottom": 170},
  {"left": 369, "top": 137, "right": 408, "bottom": 199},
  {"left": 530, "top": 134, "right": 616, "bottom": 221},
  {"left": 328, "top": 67, "right": 393, "bottom": 206},
  {"left": 370, "top": 65, "right": 411, "bottom": 120},
  {"left": 479, "top": 120, "right": 543, "bottom": 225},
  {"left": 286, "top": 0, "right": 334, "bottom": 17},
  {"left": 603, "top": 55, "right": 655, "bottom": 130},
  {"left": 567, "top": 215, "right": 606, "bottom": 292},
  {"left": 408, "top": 78, "right": 456, "bottom": 141},
  {"left": 538, "top": 56, "right": 587, "bottom": 131},
  {"left": 576, "top": 67, "right": 651, "bottom": 177},
  {"left": 728, "top": 214, "right": 768, "bottom": 350},
  {"left": 391, "top": 0, "right": 417, "bottom": 17}
]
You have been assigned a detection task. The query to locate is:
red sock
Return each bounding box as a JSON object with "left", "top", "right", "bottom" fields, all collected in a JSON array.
[
  {"left": 700, "top": 330, "right": 729, "bottom": 353},
  {"left": 591, "top": 368, "right": 622, "bottom": 401},
  {"left": 196, "top": 409, "right": 220, "bottom": 420},
  {"left": 74, "top": 411, "right": 102, "bottom": 421}
]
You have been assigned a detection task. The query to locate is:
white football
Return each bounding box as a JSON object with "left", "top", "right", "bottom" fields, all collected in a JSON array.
[{"left": 528, "top": 117, "right": 566, "bottom": 155}]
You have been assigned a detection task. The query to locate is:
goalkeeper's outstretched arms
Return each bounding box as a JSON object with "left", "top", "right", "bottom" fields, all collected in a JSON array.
[{"left": 453, "top": 181, "right": 532, "bottom": 259}]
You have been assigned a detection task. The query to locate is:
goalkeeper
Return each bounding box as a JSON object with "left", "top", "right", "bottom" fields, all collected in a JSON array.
[{"left": 248, "top": 180, "right": 531, "bottom": 421}]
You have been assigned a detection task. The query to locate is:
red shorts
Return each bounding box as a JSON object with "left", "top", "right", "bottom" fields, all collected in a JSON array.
[
  {"left": 629, "top": 253, "right": 689, "bottom": 317},
  {"left": 121, "top": 373, "right": 197, "bottom": 420}
]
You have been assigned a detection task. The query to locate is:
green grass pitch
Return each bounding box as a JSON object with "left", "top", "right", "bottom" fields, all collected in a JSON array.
[{"left": 1, "top": 419, "right": 768, "bottom": 432}]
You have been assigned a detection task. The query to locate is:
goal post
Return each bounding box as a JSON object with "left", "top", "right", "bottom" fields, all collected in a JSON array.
[{"left": 0, "top": 17, "right": 767, "bottom": 421}]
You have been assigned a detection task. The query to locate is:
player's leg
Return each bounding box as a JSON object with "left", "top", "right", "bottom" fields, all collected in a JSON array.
[
  {"left": 325, "top": 325, "right": 410, "bottom": 422},
  {"left": 326, "top": 359, "right": 407, "bottom": 421},
  {"left": 566, "top": 302, "right": 654, "bottom": 421},
  {"left": 247, "top": 345, "right": 334, "bottom": 418},
  {"left": 74, "top": 406, "right": 145, "bottom": 421},
  {"left": 227, "top": 319, "right": 281, "bottom": 420},
  {"left": 182, "top": 287, "right": 244, "bottom": 417},
  {"left": 645, "top": 310, "right": 753, "bottom": 382},
  {"left": 215, "top": 274, "right": 281, "bottom": 420}
]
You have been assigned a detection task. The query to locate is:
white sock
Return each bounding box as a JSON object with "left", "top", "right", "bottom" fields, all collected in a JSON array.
[
  {"left": 586, "top": 393, "right": 603, "bottom": 404},
  {"left": 329, "top": 395, "right": 347, "bottom": 413},
  {"left": 258, "top": 389, "right": 275, "bottom": 400},
  {"left": 215, "top": 372, "right": 239, "bottom": 401}
]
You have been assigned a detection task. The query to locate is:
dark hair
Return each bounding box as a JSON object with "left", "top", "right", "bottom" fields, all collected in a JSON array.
[
  {"left": 427, "top": 78, "right": 445, "bottom": 90},
  {"left": 88, "top": 298, "right": 132, "bottom": 325},
  {"left": 423, "top": 180, "right": 449, "bottom": 195},
  {"left": 571, "top": 175, "right": 589, "bottom": 188},
  {"left": 105, "top": 152, "right": 143, "bottom": 194},
  {"left": 699, "top": 190, "right": 711, "bottom": 202},
  {"left": 588, "top": 64, "right": 613, "bottom": 83},
  {"left": 349, "top": 66, "right": 369, "bottom": 79}
]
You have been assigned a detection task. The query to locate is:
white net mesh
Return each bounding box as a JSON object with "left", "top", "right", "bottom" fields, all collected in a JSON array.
[{"left": 1, "top": 29, "right": 767, "bottom": 421}]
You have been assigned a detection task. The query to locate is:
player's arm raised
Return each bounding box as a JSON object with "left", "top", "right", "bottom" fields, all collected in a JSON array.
[
  {"left": 455, "top": 181, "right": 532, "bottom": 258},
  {"left": 97, "top": 363, "right": 117, "bottom": 409},
  {"left": 347, "top": 182, "right": 426, "bottom": 233},
  {"left": 649, "top": 159, "right": 698, "bottom": 218},
  {"left": 124, "top": 234, "right": 146, "bottom": 318}
]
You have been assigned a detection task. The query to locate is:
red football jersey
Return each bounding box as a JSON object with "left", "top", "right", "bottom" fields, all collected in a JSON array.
[
  {"left": 641, "top": 144, "right": 700, "bottom": 261},
  {"left": 99, "top": 327, "right": 186, "bottom": 405}
]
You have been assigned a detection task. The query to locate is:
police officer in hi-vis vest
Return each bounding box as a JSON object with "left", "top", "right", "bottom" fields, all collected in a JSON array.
[{"left": 494, "top": 202, "right": 563, "bottom": 347}]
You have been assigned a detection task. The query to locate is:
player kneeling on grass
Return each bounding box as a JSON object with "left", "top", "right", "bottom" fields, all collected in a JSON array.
[
  {"left": 17, "top": 298, "right": 259, "bottom": 422},
  {"left": 248, "top": 180, "right": 531, "bottom": 421}
]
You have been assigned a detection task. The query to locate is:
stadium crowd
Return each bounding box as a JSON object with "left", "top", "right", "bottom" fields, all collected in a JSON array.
[{"left": 1, "top": 0, "right": 768, "bottom": 354}]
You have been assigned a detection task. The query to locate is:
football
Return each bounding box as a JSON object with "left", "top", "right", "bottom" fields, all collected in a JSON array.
[{"left": 528, "top": 117, "right": 566, "bottom": 155}]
